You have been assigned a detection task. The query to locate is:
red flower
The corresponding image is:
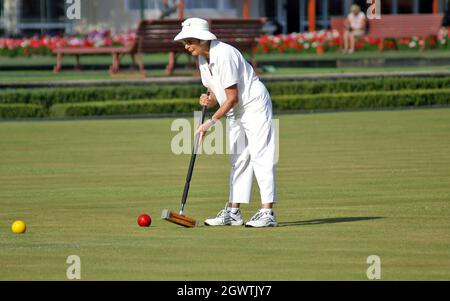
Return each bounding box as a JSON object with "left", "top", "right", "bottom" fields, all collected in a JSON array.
[
  {"left": 385, "top": 41, "right": 395, "bottom": 48},
  {"left": 30, "top": 39, "right": 41, "bottom": 48}
]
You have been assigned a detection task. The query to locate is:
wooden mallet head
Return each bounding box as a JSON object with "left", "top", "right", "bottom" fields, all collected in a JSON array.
[{"left": 161, "top": 209, "right": 198, "bottom": 228}]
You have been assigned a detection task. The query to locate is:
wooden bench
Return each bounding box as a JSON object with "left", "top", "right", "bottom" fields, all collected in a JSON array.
[
  {"left": 53, "top": 18, "right": 266, "bottom": 76},
  {"left": 53, "top": 19, "right": 185, "bottom": 75},
  {"left": 331, "top": 14, "right": 443, "bottom": 51},
  {"left": 53, "top": 46, "right": 133, "bottom": 74},
  {"left": 209, "top": 18, "right": 266, "bottom": 69}
]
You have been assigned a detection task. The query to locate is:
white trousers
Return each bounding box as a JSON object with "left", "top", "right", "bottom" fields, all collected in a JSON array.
[{"left": 228, "top": 93, "right": 277, "bottom": 204}]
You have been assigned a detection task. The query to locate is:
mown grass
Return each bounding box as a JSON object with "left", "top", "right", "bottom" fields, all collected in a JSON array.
[
  {"left": 0, "top": 108, "right": 449, "bottom": 280},
  {"left": 0, "top": 65, "right": 450, "bottom": 83},
  {"left": 2, "top": 50, "right": 450, "bottom": 66}
]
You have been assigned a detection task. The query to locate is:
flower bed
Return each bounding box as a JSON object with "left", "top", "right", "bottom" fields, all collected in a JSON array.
[
  {"left": 253, "top": 29, "right": 450, "bottom": 54},
  {"left": 1, "top": 29, "right": 449, "bottom": 57},
  {"left": 0, "top": 30, "right": 136, "bottom": 57}
]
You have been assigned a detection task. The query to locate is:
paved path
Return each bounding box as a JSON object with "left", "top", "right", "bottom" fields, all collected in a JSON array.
[{"left": 1, "top": 70, "right": 449, "bottom": 89}]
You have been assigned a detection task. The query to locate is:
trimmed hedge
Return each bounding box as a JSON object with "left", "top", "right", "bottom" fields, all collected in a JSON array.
[
  {"left": 267, "top": 77, "right": 450, "bottom": 95},
  {"left": 50, "top": 99, "right": 199, "bottom": 117},
  {"left": 272, "top": 89, "right": 450, "bottom": 111},
  {"left": 1, "top": 77, "right": 450, "bottom": 108},
  {"left": 0, "top": 85, "right": 204, "bottom": 109},
  {"left": 0, "top": 104, "right": 45, "bottom": 118},
  {"left": 49, "top": 89, "right": 450, "bottom": 117}
]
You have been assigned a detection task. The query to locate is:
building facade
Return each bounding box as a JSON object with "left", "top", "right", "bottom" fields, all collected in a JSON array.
[
  {"left": 269, "top": 0, "right": 448, "bottom": 34},
  {"left": 0, "top": 0, "right": 449, "bottom": 36},
  {"left": 0, "top": 0, "right": 255, "bottom": 35}
]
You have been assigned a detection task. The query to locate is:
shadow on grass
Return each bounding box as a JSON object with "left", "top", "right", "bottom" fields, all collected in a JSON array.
[{"left": 278, "top": 216, "right": 383, "bottom": 227}]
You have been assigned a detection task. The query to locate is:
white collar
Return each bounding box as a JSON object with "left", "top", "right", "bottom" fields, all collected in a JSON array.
[{"left": 199, "top": 40, "right": 219, "bottom": 68}]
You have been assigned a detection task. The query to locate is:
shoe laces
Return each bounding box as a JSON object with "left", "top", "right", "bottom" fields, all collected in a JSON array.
[
  {"left": 216, "top": 203, "right": 230, "bottom": 218},
  {"left": 250, "top": 211, "right": 266, "bottom": 221},
  {"left": 216, "top": 209, "right": 226, "bottom": 218}
]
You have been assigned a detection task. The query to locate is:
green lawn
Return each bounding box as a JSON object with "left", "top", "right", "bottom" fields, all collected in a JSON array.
[
  {"left": 0, "top": 109, "right": 449, "bottom": 280},
  {"left": 1, "top": 65, "right": 450, "bottom": 83},
  {"left": 0, "top": 50, "right": 449, "bottom": 82},
  {"left": 2, "top": 50, "right": 450, "bottom": 66},
  {"left": 266, "top": 65, "right": 450, "bottom": 75}
]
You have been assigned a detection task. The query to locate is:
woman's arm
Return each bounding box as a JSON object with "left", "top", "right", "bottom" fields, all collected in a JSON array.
[
  {"left": 195, "top": 84, "right": 238, "bottom": 137},
  {"left": 359, "top": 17, "right": 367, "bottom": 31},
  {"left": 211, "top": 84, "right": 238, "bottom": 121},
  {"left": 344, "top": 18, "right": 351, "bottom": 30}
]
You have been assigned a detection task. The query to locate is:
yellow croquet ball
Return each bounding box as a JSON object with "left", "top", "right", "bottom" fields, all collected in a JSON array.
[{"left": 11, "top": 220, "right": 26, "bottom": 234}]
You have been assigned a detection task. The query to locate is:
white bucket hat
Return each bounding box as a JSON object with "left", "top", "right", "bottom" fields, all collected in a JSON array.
[{"left": 174, "top": 18, "right": 217, "bottom": 41}]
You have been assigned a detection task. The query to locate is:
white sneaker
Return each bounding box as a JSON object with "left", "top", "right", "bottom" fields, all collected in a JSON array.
[
  {"left": 204, "top": 203, "right": 244, "bottom": 226},
  {"left": 245, "top": 210, "right": 278, "bottom": 227}
]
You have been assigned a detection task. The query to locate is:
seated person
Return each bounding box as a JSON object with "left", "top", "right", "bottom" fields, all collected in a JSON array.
[
  {"left": 441, "top": 1, "right": 450, "bottom": 39},
  {"left": 343, "top": 4, "right": 367, "bottom": 54}
]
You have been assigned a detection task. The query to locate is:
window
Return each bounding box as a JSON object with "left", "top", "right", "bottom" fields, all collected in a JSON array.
[
  {"left": 185, "top": 0, "right": 218, "bottom": 9},
  {"left": 184, "top": 0, "right": 235, "bottom": 9},
  {"left": 329, "top": 0, "right": 344, "bottom": 17},
  {"left": 21, "top": 0, "right": 42, "bottom": 20},
  {"left": 126, "top": 0, "right": 160, "bottom": 10},
  {"left": 21, "top": 0, "right": 66, "bottom": 21},
  {"left": 126, "top": 0, "right": 235, "bottom": 11},
  {"left": 419, "top": 0, "right": 433, "bottom": 13},
  {"left": 264, "top": 0, "right": 276, "bottom": 18},
  {"left": 49, "top": 0, "right": 66, "bottom": 19},
  {"left": 19, "top": 0, "right": 68, "bottom": 36},
  {"left": 316, "top": 0, "right": 330, "bottom": 30},
  {"left": 380, "top": 0, "right": 392, "bottom": 14},
  {"left": 398, "top": 0, "right": 412, "bottom": 13}
]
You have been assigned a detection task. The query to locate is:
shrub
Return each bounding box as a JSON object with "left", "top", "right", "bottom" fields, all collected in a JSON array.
[
  {"left": 50, "top": 98, "right": 199, "bottom": 117},
  {"left": 2, "top": 77, "right": 450, "bottom": 108},
  {"left": 266, "top": 77, "right": 450, "bottom": 96},
  {"left": 0, "top": 104, "right": 45, "bottom": 118},
  {"left": 272, "top": 89, "right": 450, "bottom": 111},
  {"left": 48, "top": 89, "right": 450, "bottom": 118},
  {"left": 0, "top": 85, "right": 205, "bottom": 108}
]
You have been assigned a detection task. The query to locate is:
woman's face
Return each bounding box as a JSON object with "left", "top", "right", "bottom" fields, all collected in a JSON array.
[
  {"left": 183, "top": 39, "right": 207, "bottom": 57},
  {"left": 351, "top": 6, "right": 360, "bottom": 15}
]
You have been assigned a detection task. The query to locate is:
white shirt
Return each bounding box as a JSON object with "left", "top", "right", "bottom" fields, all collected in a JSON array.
[
  {"left": 198, "top": 40, "right": 268, "bottom": 118},
  {"left": 348, "top": 12, "right": 366, "bottom": 30}
]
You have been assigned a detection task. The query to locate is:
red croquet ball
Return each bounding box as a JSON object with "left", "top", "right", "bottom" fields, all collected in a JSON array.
[{"left": 137, "top": 214, "right": 152, "bottom": 227}]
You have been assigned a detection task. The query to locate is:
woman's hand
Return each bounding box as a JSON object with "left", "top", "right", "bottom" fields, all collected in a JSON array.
[
  {"left": 199, "top": 92, "right": 218, "bottom": 108},
  {"left": 195, "top": 119, "right": 217, "bottom": 140}
]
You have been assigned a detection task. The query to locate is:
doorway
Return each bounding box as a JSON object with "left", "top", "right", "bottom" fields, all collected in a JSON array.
[{"left": 286, "top": 0, "right": 300, "bottom": 33}]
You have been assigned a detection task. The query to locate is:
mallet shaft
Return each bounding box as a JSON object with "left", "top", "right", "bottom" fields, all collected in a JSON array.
[{"left": 179, "top": 105, "right": 207, "bottom": 214}]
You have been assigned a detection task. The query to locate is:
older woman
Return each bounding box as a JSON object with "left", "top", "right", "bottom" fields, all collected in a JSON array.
[
  {"left": 174, "top": 18, "right": 277, "bottom": 227},
  {"left": 343, "top": 4, "right": 367, "bottom": 54}
]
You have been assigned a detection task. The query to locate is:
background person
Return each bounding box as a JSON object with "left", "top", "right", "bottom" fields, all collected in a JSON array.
[
  {"left": 343, "top": 4, "right": 367, "bottom": 54},
  {"left": 441, "top": 1, "right": 450, "bottom": 39}
]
